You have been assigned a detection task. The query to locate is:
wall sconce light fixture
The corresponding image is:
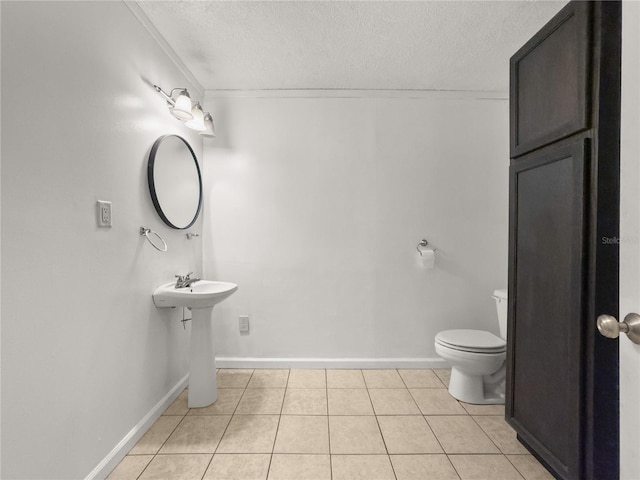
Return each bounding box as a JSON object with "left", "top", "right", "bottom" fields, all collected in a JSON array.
[{"left": 154, "top": 85, "right": 215, "bottom": 137}]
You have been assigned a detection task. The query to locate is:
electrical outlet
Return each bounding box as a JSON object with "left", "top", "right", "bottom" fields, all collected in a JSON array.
[
  {"left": 239, "top": 315, "right": 250, "bottom": 334},
  {"left": 96, "top": 200, "right": 112, "bottom": 227}
]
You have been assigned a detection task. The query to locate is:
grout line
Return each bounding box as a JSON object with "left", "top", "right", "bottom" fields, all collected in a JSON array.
[
  {"left": 187, "top": 390, "right": 218, "bottom": 480},
  {"left": 199, "top": 453, "right": 214, "bottom": 480},
  {"left": 364, "top": 372, "right": 398, "bottom": 480},
  {"left": 406, "top": 388, "right": 425, "bottom": 416},
  {"left": 157, "top": 396, "right": 190, "bottom": 452},
  {"left": 361, "top": 368, "right": 370, "bottom": 389},
  {"left": 423, "top": 414, "right": 449, "bottom": 458},
  {"left": 206, "top": 373, "right": 252, "bottom": 475},
  {"left": 134, "top": 455, "right": 154, "bottom": 480},
  {"left": 446, "top": 454, "right": 515, "bottom": 458},
  {"left": 362, "top": 370, "right": 377, "bottom": 415},
  {"left": 134, "top": 389, "right": 190, "bottom": 479},
  {"left": 504, "top": 454, "right": 537, "bottom": 480},
  {"left": 425, "top": 381, "right": 467, "bottom": 480},
  {"left": 469, "top": 414, "right": 505, "bottom": 454},
  {"left": 413, "top": 371, "right": 450, "bottom": 457},
  {"left": 384, "top": 370, "right": 401, "bottom": 480},
  {"left": 446, "top": 454, "right": 464, "bottom": 480},
  {"left": 325, "top": 369, "right": 333, "bottom": 480},
  {"left": 403, "top": 387, "right": 422, "bottom": 415},
  {"left": 397, "top": 368, "right": 410, "bottom": 389},
  {"left": 433, "top": 368, "right": 451, "bottom": 388},
  {"left": 265, "top": 369, "right": 290, "bottom": 477}
]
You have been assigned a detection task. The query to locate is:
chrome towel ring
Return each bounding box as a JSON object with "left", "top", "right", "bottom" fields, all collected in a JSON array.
[{"left": 140, "top": 227, "right": 167, "bottom": 252}]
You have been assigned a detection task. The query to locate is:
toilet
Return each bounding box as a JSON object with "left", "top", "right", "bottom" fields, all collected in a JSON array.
[{"left": 435, "top": 289, "right": 508, "bottom": 405}]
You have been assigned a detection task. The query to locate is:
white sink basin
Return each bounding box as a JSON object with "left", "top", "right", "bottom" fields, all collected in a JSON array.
[{"left": 153, "top": 280, "right": 238, "bottom": 309}]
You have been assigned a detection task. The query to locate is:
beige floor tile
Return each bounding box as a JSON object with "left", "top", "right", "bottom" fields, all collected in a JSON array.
[
  {"left": 235, "top": 389, "right": 285, "bottom": 414},
  {"left": 160, "top": 415, "right": 231, "bottom": 454},
  {"left": 106, "top": 455, "right": 153, "bottom": 480},
  {"left": 426, "top": 416, "right": 500, "bottom": 454},
  {"left": 287, "top": 369, "right": 326, "bottom": 388},
  {"left": 378, "top": 416, "right": 443, "bottom": 454},
  {"left": 217, "top": 369, "right": 254, "bottom": 388},
  {"left": 434, "top": 369, "right": 451, "bottom": 387},
  {"left": 217, "top": 415, "right": 280, "bottom": 453},
  {"left": 410, "top": 388, "right": 467, "bottom": 415},
  {"left": 390, "top": 454, "right": 460, "bottom": 480},
  {"left": 399, "top": 369, "right": 447, "bottom": 388},
  {"left": 267, "top": 454, "right": 331, "bottom": 480},
  {"left": 369, "top": 389, "right": 421, "bottom": 415},
  {"left": 327, "top": 388, "right": 374, "bottom": 415},
  {"left": 164, "top": 389, "right": 190, "bottom": 415},
  {"left": 362, "top": 369, "right": 406, "bottom": 388},
  {"left": 129, "top": 416, "right": 182, "bottom": 455},
  {"left": 331, "top": 455, "right": 395, "bottom": 480},
  {"left": 329, "top": 416, "right": 386, "bottom": 454},
  {"left": 326, "top": 369, "right": 366, "bottom": 388},
  {"left": 203, "top": 454, "right": 271, "bottom": 480},
  {"left": 507, "top": 455, "right": 555, "bottom": 480},
  {"left": 274, "top": 415, "right": 330, "bottom": 454},
  {"left": 247, "top": 370, "right": 289, "bottom": 388},
  {"left": 460, "top": 402, "right": 505, "bottom": 416},
  {"left": 282, "top": 388, "right": 327, "bottom": 415},
  {"left": 449, "top": 454, "right": 524, "bottom": 480},
  {"left": 138, "top": 454, "right": 212, "bottom": 480},
  {"left": 189, "top": 389, "right": 244, "bottom": 415},
  {"left": 474, "top": 416, "right": 528, "bottom": 454}
]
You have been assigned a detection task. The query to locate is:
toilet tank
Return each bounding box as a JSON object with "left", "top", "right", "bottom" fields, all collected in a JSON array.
[{"left": 493, "top": 289, "right": 508, "bottom": 339}]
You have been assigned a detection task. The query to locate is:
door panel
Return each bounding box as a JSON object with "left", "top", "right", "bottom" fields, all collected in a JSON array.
[
  {"left": 508, "top": 140, "right": 587, "bottom": 479},
  {"left": 507, "top": 2, "right": 621, "bottom": 479},
  {"left": 510, "top": 2, "right": 590, "bottom": 158}
]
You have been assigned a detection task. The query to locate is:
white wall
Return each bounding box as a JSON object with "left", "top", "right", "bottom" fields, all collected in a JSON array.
[
  {"left": 1, "top": 2, "right": 203, "bottom": 478},
  {"left": 203, "top": 93, "right": 509, "bottom": 365},
  {"left": 619, "top": 2, "right": 640, "bottom": 478}
]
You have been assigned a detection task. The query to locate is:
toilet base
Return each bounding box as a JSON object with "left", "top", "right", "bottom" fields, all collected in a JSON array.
[{"left": 448, "top": 363, "right": 506, "bottom": 405}]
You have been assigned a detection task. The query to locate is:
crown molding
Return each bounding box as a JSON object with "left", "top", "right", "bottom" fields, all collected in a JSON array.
[{"left": 124, "top": 1, "right": 204, "bottom": 99}]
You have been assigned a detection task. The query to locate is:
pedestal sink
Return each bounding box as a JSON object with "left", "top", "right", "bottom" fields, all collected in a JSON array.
[{"left": 153, "top": 280, "right": 238, "bottom": 408}]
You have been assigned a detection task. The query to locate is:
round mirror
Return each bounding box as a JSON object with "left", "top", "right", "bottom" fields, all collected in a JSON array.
[{"left": 148, "top": 135, "right": 202, "bottom": 229}]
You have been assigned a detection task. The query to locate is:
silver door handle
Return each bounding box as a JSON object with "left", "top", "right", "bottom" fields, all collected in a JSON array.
[{"left": 597, "top": 313, "right": 640, "bottom": 345}]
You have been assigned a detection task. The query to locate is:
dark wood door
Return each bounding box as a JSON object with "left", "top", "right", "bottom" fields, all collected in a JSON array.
[{"left": 507, "top": 2, "right": 621, "bottom": 479}]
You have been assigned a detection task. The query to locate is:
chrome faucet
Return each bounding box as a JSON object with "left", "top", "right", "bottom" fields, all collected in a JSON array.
[{"left": 175, "top": 272, "right": 200, "bottom": 288}]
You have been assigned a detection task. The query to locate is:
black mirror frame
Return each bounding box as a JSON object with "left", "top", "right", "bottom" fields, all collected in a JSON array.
[{"left": 147, "top": 134, "right": 203, "bottom": 230}]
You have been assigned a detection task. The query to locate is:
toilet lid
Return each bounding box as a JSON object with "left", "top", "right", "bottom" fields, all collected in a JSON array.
[{"left": 436, "top": 329, "right": 506, "bottom": 353}]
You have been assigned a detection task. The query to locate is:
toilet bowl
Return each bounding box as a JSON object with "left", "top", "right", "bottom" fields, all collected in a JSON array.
[{"left": 435, "top": 289, "right": 508, "bottom": 405}]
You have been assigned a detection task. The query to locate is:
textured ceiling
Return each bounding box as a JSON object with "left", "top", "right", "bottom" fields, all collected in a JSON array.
[{"left": 138, "top": 0, "right": 567, "bottom": 92}]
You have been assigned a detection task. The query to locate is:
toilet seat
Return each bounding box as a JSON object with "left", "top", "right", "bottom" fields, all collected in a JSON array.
[{"left": 435, "top": 329, "right": 506, "bottom": 354}]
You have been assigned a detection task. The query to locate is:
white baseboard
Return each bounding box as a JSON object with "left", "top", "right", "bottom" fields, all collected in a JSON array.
[
  {"left": 85, "top": 374, "right": 189, "bottom": 480},
  {"left": 215, "top": 357, "right": 447, "bottom": 369}
]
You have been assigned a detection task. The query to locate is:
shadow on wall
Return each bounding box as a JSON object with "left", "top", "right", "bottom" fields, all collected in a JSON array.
[{"left": 205, "top": 99, "right": 233, "bottom": 149}]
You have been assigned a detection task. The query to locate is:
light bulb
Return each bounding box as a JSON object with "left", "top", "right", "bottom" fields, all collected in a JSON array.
[
  {"left": 185, "top": 103, "right": 206, "bottom": 131},
  {"left": 200, "top": 113, "right": 216, "bottom": 137},
  {"left": 170, "top": 90, "right": 193, "bottom": 121}
]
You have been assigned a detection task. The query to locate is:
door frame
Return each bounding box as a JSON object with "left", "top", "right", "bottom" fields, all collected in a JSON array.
[{"left": 618, "top": 2, "right": 640, "bottom": 478}]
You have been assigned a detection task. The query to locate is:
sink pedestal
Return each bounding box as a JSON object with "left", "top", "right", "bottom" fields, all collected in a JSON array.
[
  {"left": 152, "top": 280, "right": 238, "bottom": 408},
  {"left": 188, "top": 306, "right": 217, "bottom": 408}
]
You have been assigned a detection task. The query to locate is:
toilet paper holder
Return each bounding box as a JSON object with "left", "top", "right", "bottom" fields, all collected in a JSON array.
[{"left": 416, "top": 239, "right": 436, "bottom": 256}]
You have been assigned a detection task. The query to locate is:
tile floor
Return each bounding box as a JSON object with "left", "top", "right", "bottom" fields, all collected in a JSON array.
[{"left": 107, "top": 369, "right": 553, "bottom": 480}]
